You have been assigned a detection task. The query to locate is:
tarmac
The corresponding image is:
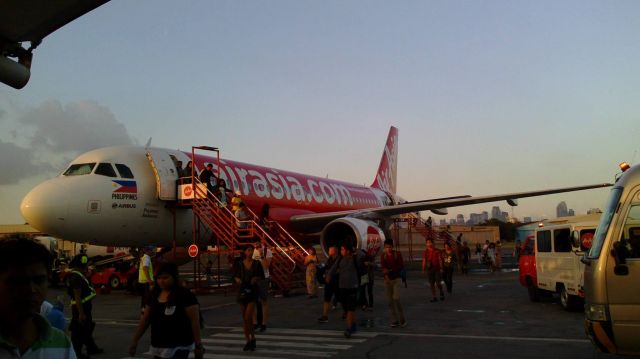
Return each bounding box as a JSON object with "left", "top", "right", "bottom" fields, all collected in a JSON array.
[{"left": 46, "top": 255, "right": 634, "bottom": 359}]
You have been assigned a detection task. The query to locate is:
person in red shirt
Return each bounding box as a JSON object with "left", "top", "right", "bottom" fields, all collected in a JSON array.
[
  {"left": 380, "top": 239, "right": 406, "bottom": 328},
  {"left": 422, "top": 238, "right": 445, "bottom": 302}
]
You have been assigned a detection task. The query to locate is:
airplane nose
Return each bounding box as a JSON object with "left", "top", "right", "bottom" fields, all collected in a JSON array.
[{"left": 20, "top": 180, "right": 68, "bottom": 235}]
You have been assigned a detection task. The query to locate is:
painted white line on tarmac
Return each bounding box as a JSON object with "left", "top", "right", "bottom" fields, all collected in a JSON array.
[
  {"left": 202, "top": 338, "right": 353, "bottom": 350},
  {"left": 371, "top": 332, "right": 590, "bottom": 343},
  {"left": 230, "top": 327, "right": 378, "bottom": 338},
  {"left": 213, "top": 332, "right": 367, "bottom": 343},
  {"left": 455, "top": 309, "right": 485, "bottom": 313},
  {"left": 200, "top": 302, "right": 236, "bottom": 311},
  {"left": 201, "top": 345, "right": 335, "bottom": 358}
]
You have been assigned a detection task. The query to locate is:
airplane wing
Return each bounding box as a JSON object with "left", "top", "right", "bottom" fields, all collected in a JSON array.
[
  {"left": 0, "top": 0, "right": 110, "bottom": 89},
  {"left": 289, "top": 183, "right": 612, "bottom": 232}
]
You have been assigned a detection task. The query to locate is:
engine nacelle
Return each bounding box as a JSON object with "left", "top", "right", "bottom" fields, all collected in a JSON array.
[{"left": 320, "top": 218, "right": 385, "bottom": 257}]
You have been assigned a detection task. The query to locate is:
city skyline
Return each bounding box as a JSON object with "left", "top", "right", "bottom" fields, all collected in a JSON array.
[{"left": 437, "top": 200, "right": 600, "bottom": 225}]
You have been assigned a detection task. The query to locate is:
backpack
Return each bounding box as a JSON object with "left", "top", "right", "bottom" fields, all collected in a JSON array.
[{"left": 315, "top": 263, "right": 327, "bottom": 285}]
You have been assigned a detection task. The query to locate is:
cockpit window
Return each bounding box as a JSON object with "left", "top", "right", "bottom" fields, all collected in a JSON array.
[
  {"left": 63, "top": 163, "right": 96, "bottom": 176},
  {"left": 115, "top": 164, "right": 134, "bottom": 179},
  {"left": 95, "top": 163, "right": 117, "bottom": 177}
]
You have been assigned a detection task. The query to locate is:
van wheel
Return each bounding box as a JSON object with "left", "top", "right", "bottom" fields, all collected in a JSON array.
[
  {"left": 527, "top": 279, "right": 540, "bottom": 302},
  {"left": 109, "top": 275, "right": 121, "bottom": 289},
  {"left": 559, "top": 285, "right": 580, "bottom": 311}
]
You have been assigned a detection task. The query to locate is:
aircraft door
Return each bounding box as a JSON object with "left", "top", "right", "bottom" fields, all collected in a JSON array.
[
  {"left": 146, "top": 149, "right": 179, "bottom": 200},
  {"left": 606, "top": 190, "right": 640, "bottom": 354}
]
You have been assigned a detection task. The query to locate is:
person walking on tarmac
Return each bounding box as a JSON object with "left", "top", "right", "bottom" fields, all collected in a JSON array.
[
  {"left": 381, "top": 239, "right": 406, "bottom": 327},
  {"left": 326, "top": 241, "right": 361, "bottom": 338},
  {"left": 129, "top": 263, "right": 204, "bottom": 359},
  {"left": 139, "top": 246, "right": 155, "bottom": 313},
  {"left": 422, "top": 238, "right": 445, "bottom": 302},
  {"left": 67, "top": 256, "right": 103, "bottom": 358}
]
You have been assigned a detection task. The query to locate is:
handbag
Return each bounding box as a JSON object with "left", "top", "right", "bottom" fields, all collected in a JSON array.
[{"left": 360, "top": 273, "right": 369, "bottom": 285}]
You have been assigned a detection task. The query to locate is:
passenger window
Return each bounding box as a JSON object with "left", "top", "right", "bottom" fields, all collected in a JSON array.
[
  {"left": 537, "top": 230, "right": 551, "bottom": 252},
  {"left": 95, "top": 163, "right": 117, "bottom": 177},
  {"left": 553, "top": 228, "right": 572, "bottom": 252},
  {"left": 115, "top": 164, "right": 134, "bottom": 179},
  {"left": 63, "top": 163, "right": 96, "bottom": 176},
  {"left": 619, "top": 204, "right": 640, "bottom": 259}
]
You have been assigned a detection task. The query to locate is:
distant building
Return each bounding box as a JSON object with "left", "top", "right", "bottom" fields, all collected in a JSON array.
[
  {"left": 439, "top": 219, "right": 447, "bottom": 226},
  {"left": 456, "top": 214, "right": 465, "bottom": 225},
  {"left": 449, "top": 219, "right": 456, "bottom": 225},
  {"left": 587, "top": 208, "right": 602, "bottom": 214},
  {"left": 557, "top": 201, "right": 569, "bottom": 217},
  {"left": 523, "top": 216, "right": 532, "bottom": 223},
  {"left": 568, "top": 209, "right": 575, "bottom": 216},
  {"left": 491, "top": 206, "right": 502, "bottom": 220},
  {"left": 502, "top": 211, "right": 509, "bottom": 222}
]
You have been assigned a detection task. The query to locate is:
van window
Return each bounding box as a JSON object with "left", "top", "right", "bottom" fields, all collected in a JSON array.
[
  {"left": 589, "top": 187, "right": 623, "bottom": 259},
  {"left": 537, "top": 230, "right": 551, "bottom": 252},
  {"left": 553, "top": 228, "right": 572, "bottom": 252},
  {"left": 619, "top": 204, "right": 640, "bottom": 259},
  {"left": 95, "top": 163, "right": 117, "bottom": 177},
  {"left": 115, "top": 164, "right": 134, "bottom": 179},
  {"left": 63, "top": 163, "right": 96, "bottom": 176}
]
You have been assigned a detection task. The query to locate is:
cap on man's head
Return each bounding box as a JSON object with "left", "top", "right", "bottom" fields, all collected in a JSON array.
[
  {"left": 206, "top": 163, "right": 213, "bottom": 168},
  {"left": 384, "top": 239, "right": 394, "bottom": 246}
]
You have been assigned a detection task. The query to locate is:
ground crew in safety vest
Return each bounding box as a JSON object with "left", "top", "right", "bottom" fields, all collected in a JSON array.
[
  {"left": 138, "top": 245, "right": 155, "bottom": 312},
  {"left": 67, "top": 256, "right": 103, "bottom": 359}
]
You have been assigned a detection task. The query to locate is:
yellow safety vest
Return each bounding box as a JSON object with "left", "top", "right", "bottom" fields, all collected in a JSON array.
[
  {"left": 138, "top": 254, "right": 154, "bottom": 283},
  {"left": 69, "top": 270, "right": 97, "bottom": 305}
]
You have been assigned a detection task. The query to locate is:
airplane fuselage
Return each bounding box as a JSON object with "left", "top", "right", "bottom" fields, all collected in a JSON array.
[{"left": 21, "top": 145, "right": 393, "bottom": 247}]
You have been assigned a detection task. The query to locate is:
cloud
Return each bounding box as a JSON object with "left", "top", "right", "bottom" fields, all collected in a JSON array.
[
  {"left": 0, "top": 98, "right": 135, "bottom": 183},
  {"left": 20, "top": 100, "right": 134, "bottom": 153},
  {"left": 0, "top": 140, "right": 46, "bottom": 185}
]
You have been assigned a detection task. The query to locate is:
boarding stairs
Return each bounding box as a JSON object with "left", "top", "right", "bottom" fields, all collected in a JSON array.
[
  {"left": 393, "top": 215, "right": 457, "bottom": 262},
  {"left": 189, "top": 176, "right": 308, "bottom": 293}
]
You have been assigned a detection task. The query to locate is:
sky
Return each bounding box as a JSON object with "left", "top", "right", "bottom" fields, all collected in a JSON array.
[{"left": 1, "top": 0, "right": 639, "bottom": 225}]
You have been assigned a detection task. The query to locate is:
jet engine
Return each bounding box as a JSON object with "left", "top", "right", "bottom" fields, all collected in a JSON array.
[{"left": 320, "top": 218, "right": 385, "bottom": 257}]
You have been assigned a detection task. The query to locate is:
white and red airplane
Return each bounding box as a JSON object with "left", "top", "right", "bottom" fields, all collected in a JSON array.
[{"left": 20, "top": 126, "right": 610, "bottom": 254}]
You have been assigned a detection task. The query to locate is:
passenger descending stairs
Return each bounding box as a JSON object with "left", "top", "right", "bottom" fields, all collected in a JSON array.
[{"left": 190, "top": 178, "right": 308, "bottom": 292}]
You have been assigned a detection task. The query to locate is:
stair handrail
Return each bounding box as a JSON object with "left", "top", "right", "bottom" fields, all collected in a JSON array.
[
  {"left": 249, "top": 221, "right": 297, "bottom": 271},
  {"left": 192, "top": 178, "right": 297, "bottom": 270},
  {"left": 243, "top": 206, "right": 309, "bottom": 258}
]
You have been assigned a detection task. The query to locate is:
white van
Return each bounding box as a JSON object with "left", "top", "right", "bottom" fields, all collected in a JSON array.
[
  {"left": 531, "top": 216, "right": 599, "bottom": 310},
  {"left": 584, "top": 163, "right": 640, "bottom": 355}
]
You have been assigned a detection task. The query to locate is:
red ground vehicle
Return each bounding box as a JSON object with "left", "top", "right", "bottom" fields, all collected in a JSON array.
[{"left": 58, "top": 254, "right": 137, "bottom": 290}]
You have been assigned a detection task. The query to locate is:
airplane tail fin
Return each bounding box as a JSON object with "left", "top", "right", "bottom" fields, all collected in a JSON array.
[{"left": 371, "top": 126, "right": 398, "bottom": 195}]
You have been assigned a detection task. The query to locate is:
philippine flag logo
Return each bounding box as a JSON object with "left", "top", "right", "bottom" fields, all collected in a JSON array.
[{"left": 112, "top": 180, "right": 137, "bottom": 193}]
